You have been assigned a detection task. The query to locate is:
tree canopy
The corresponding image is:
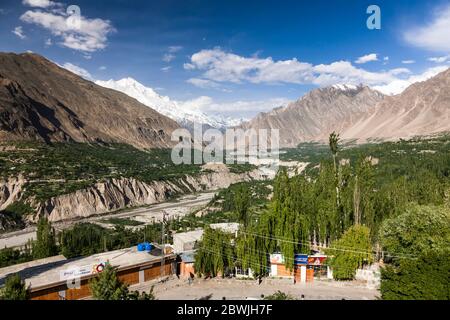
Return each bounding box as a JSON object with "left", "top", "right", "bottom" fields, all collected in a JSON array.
[
  {"left": 326, "top": 225, "right": 374, "bottom": 280},
  {"left": 0, "top": 274, "right": 28, "bottom": 300},
  {"left": 379, "top": 205, "right": 450, "bottom": 259},
  {"left": 194, "top": 227, "right": 235, "bottom": 278}
]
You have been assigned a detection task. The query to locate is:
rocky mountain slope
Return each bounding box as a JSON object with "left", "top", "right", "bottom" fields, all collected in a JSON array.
[
  {"left": 0, "top": 53, "right": 180, "bottom": 149},
  {"left": 0, "top": 165, "right": 266, "bottom": 224},
  {"left": 240, "top": 85, "right": 385, "bottom": 147},
  {"left": 240, "top": 68, "right": 450, "bottom": 146},
  {"left": 342, "top": 68, "right": 450, "bottom": 140}
]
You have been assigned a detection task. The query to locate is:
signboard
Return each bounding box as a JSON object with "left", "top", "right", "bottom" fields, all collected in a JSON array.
[
  {"left": 294, "top": 254, "right": 308, "bottom": 265},
  {"left": 307, "top": 256, "right": 327, "bottom": 266},
  {"left": 60, "top": 262, "right": 106, "bottom": 281},
  {"left": 270, "top": 254, "right": 285, "bottom": 264}
]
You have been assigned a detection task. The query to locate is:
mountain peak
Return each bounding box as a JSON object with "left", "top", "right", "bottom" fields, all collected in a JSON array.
[{"left": 95, "top": 78, "right": 241, "bottom": 130}]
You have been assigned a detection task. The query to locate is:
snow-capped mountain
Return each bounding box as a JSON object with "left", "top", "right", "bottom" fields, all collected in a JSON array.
[{"left": 95, "top": 78, "right": 240, "bottom": 130}]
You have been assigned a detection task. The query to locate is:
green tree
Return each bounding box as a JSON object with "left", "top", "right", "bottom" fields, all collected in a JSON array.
[
  {"left": 328, "top": 131, "right": 340, "bottom": 173},
  {"left": 379, "top": 205, "right": 450, "bottom": 259},
  {"left": 194, "top": 227, "right": 235, "bottom": 278},
  {"left": 326, "top": 225, "right": 374, "bottom": 280},
  {"left": 234, "top": 184, "right": 251, "bottom": 229},
  {"left": 32, "top": 217, "right": 58, "bottom": 259},
  {"left": 380, "top": 250, "right": 450, "bottom": 300},
  {"left": 0, "top": 274, "right": 28, "bottom": 300},
  {"left": 264, "top": 290, "right": 295, "bottom": 300},
  {"left": 128, "top": 287, "right": 156, "bottom": 300},
  {"left": 89, "top": 263, "right": 129, "bottom": 300},
  {"left": 60, "top": 223, "right": 106, "bottom": 258}
]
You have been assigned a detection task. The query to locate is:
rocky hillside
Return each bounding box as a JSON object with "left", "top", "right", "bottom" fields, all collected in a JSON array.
[
  {"left": 0, "top": 164, "right": 266, "bottom": 224},
  {"left": 0, "top": 52, "right": 180, "bottom": 149},
  {"left": 342, "top": 68, "right": 450, "bottom": 140},
  {"left": 240, "top": 68, "right": 450, "bottom": 146},
  {"left": 240, "top": 85, "right": 385, "bottom": 147}
]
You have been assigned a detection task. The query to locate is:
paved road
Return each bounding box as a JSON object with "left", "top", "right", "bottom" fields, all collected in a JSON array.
[{"left": 0, "top": 192, "right": 215, "bottom": 249}]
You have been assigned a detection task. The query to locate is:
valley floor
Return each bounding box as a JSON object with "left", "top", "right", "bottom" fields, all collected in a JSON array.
[{"left": 0, "top": 192, "right": 214, "bottom": 248}]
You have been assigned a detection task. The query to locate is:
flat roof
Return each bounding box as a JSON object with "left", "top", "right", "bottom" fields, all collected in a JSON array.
[
  {"left": 0, "top": 246, "right": 173, "bottom": 291},
  {"left": 210, "top": 223, "right": 240, "bottom": 234},
  {"left": 173, "top": 229, "right": 204, "bottom": 244}
]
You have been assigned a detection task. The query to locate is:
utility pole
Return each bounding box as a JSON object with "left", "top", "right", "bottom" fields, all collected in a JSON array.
[{"left": 161, "top": 211, "right": 168, "bottom": 278}]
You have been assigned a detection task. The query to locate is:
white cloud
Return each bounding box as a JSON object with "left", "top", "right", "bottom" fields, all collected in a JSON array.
[
  {"left": 184, "top": 49, "right": 411, "bottom": 87},
  {"left": 61, "top": 62, "right": 93, "bottom": 80},
  {"left": 186, "top": 78, "right": 220, "bottom": 89},
  {"left": 45, "top": 38, "right": 52, "bottom": 46},
  {"left": 12, "top": 26, "right": 26, "bottom": 39},
  {"left": 428, "top": 55, "right": 450, "bottom": 63},
  {"left": 162, "top": 46, "right": 183, "bottom": 63},
  {"left": 401, "top": 60, "right": 415, "bottom": 64},
  {"left": 177, "top": 96, "right": 290, "bottom": 118},
  {"left": 20, "top": 7, "right": 115, "bottom": 52},
  {"left": 184, "top": 48, "right": 449, "bottom": 96},
  {"left": 162, "top": 53, "right": 175, "bottom": 63},
  {"left": 161, "top": 66, "right": 172, "bottom": 72},
  {"left": 168, "top": 46, "right": 183, "bottom": 53},
  {"left": 22, "top": 0, "right": 56, "bottom": 8},
  {"left": 355, "top": 53, "right": 378, "bottom": 64},
  {"left": 183, "top": 63, "right": 196, "bottom": 70},
  {"left": 373, "top": 66, "right": 448, "bottom": 95},
  {"left": 404, "top": 4, "right": 450, "bottom": 52},
  {"left": 99, "top": 66, "right": 107, "bottom": 71}
]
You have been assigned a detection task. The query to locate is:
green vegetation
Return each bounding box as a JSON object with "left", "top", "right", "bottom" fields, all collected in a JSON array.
[
  {"left": 2, "top": 134, "right": 450, "bottom": 298},
  {"left": 0, "top": 246, "right": 33, "bottom": 268},
  {"left": 32, "top": 217, "right": 58, "bottom": 259},
  {"left": 198, "top": 134, "right": 450, "bottom": 288},
  {"left": 380, "top": 250, "right": 450, "bottom": 300},
  {"left": 209, "top": 180, "right": 272, "bottom": 215},
  {"left": 60, "top": 223, "right": 163, "bottom": 259},
  {"left": 89, "top": 263, "right": 154, "bottom": 300},
  {"left": 379, "top": 205, "right": 450, "bottom": 258},
  {"left": 90, "top": 263, "right": 128, "bottom": 300},
  {"left": 0, "top": 274, "right": 29, "bottom": 300},
  {"left": 1, "top": 202, "right": 33, "bottom": 220},
  {"left": 264, "top": 291, "right": 295, "bottom": 300},
  {"left": 234, "top": 184, "right": 251, "bottom": 229},
  {"left": 194, "top": 227, "right": 235, "bottom": 278},
  {"left": 0, "top": 142, "right": 203, "bottom": 201},
  {"left": 379, "top": 205, "right": 450, "bottom": 299},
  {"left": 326, "top": 225, "right": 373, "bottom": 280}
]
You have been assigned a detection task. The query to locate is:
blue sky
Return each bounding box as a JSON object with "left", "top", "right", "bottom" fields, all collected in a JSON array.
[{"left": 1, "top": 0, "right": 450, "bottom": 118}]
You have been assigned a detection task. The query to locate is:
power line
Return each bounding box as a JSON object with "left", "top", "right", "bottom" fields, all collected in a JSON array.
[
  {"left": 236, "top": 229, "right": 417, "bottom": 260},
  {"left": 198, "top": 228, "right": 417, "bottom": 261}
]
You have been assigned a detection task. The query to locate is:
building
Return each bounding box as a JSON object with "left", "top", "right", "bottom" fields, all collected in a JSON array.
[
  {"left": 269, "top": 253, "right": 330, "bottom": 283},
  {"left": 172, "top": 223, "right": 240, "bottom": 254},
  {"left": 173, "top": 229, "right": 203, "bottom": 253},
  {"left": 177, "top": 250, "right": 195, "bottom": 279},
  {"left": 0, "top": 246, "right": 176, "bottom": 300},
  {"left": 269, "top": 254, "right": 294, "bottom": 278},
  {"left": 210, "top": 222, "right": 240, "bottom": 235}
]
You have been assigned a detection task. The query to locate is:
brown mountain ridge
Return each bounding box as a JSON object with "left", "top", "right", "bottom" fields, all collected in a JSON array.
[{"left": 0, "top": 52, "right": 180, "bottom": 149}]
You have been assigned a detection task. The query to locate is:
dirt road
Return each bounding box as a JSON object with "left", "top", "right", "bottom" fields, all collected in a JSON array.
[{"left": 131, "top": 276, "right": 379, "bottom": 300}]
